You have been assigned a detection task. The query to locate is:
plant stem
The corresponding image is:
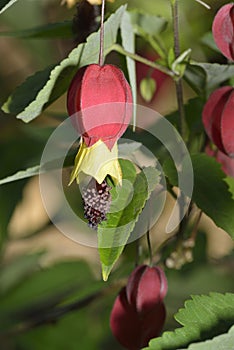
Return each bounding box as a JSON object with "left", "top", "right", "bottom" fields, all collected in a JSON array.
[
  {"left": 99, "top": 0, "right": 106, "bottom": 66},
  {"left": 190, "top": 209, "right": 202, "bottom": 241},
  {"left": 112, "top": 44, "right": 176, "bottom": 77},
  {"left": 171, "top": 0, "right": 188, "bottom": 140},
  {"left": 147, "top": 228, "right": 153, "bottom": 266},
  {"left": 195, "top": 0, "right": 211, "bottom": 9}
]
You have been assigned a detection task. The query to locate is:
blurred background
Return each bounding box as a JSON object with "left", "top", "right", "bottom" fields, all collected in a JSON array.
[{"left": 0, "top": 0, "right": 233, "bottom": 349}]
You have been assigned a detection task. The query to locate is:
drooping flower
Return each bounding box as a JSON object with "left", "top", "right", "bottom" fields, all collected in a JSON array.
[
  {"left": 202, "top": 86, "right": 234, "bottom": 158},
  {"left": 67, "top": 63, "right": 133, "bottom": 227},
  {"left": 110, "top": 265, "right": 167, "bottom": 350},
  {"left": 68, "top": 64, "right": 132, "bottom": 151},
  {"left": 212, "top": 3, "right": 234, "bottom": 61}
]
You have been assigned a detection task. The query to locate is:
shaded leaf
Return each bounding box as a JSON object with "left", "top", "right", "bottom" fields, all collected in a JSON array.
[
  {"left": 0, "top": 260, "right": 99, "bottom": 331},
  {"left": 130, "top": 10, "right": 167, "bottom": 37},
  {"left": 129, "top": 9, "right": 167, "bottom": 59},
  {"left": 181, "top": 325, "right": 234, "bottom": 350},
  {"left": 0, "top": 252, "right": 44, "bottom": 295},
  {"left": 184, "top": 62, "right": 234, "bottom": 98},
  {"left": 164, "top": 153, "right": 234, "bottom": 239},
  {"left": 0, "top": 21, "right": 73, "bottom": 39},
  {"left": 2, "top": 5, "right": 127, "bottom": 122},
  {"left": 0, "top": 124, "right": 46, "bottom": 250},
  {"left": 167, "top": 98, "right": 204, "bottom": 153},
  {"left": 14, "top": 286, "right": 114, "bottom": 350},
  {"left": 2, "top": 64, "right": 56, "bottom": 115},
  {"left": 201, "top": 32, "right": 219, "bottom": 53}
]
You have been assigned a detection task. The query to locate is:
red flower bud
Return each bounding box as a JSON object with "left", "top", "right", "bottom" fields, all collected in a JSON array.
[
  {"left": 110, "top": 265, "right": 167, "bottom": 350},
  {"left": 126, "top": 264, "right": 167, "bottom": 315},
  {"left": 212, "top": 3, "right": 234, "bottom": 61},
  {"left": 67, "top": 64, "right": 133, "bottom": 149},
  {"left": 202, "top": 86, "right": 234, "bottom": 157}
]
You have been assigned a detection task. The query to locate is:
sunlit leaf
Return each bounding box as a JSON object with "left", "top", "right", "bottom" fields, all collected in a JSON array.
[
  {"left": 144, "top": 293, "right": 234, "bottom": 350},
  {"left": 98, "top": 160, "right": 160, "bottom": 281}
]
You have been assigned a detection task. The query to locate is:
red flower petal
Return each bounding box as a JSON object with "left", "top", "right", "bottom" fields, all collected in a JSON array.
[
  {"left": 126, "top": 265, "right": 168, "bottom": 315},
  {"left": 110, "top": 287, "right": 166, "bottom": 350},
  {"left": 202, "top": 86, "right": 233, "bottom": 153},
  {"left": 216, "top": 150, "right": 234, "bottom": 177},
  {"left": 221, "top": 89, "right": 234, "bottom": 157},
  {"left": 110, "top": 287, "right": 141, "bottom": 350},
  {"left": 67, "top": 64, "right": 133, "bottom": 149},
  {"left": 212, "top": 3, "right": 234, "bottom": 61},
  {"left": 140, "top": 302, "right": 166, "bottom": 347}
]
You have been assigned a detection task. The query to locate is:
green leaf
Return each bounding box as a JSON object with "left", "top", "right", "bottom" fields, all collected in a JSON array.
[
  {"left": 185, "top": 62, "right": 234, "bottom": 98},
  {"left": 0, "top": 123, "right": 47, "bottom": 249},
  {"left": 0, "top": 252, "right": 44, "bottom": 295},
  {"left": 0, "top": 260, "right": 98, "bottom": 331},
  {"left": 0, "top": 0, "right": 18, "bottom": 14},
  {"left": 225, "top": 177, "right": 234, "bottom": 200},
  {"left": 2, "top": 5, "right": 127, "bottom": 122},
  {"left": 98, "top": 160, "right": 161, "bottom": 281},
  {"left": 143, "top": 293, "right": 234, "bottom": 350},
  {"left": 2, "top": 64, "right": 56, "bottom": 115},
  {"left": 120, "top": 10, "right": 137, "bottom": 128},
  {"left": 181, "top": 325, "right": 234, "bottom": 350},
  {"left": 164, "top": 153, "right": 234, "bottom": 239},
  {"left": 171, "top": 48, "right": 191, "bottom": 78},
  {"left": 0, "top": 165, "right": 41, "bottom": 185},
  {"left": 0, "top": 149, "right": 75, "bottom": 185},
  {"left": 129, "top": 9, "right": 167, "bottom": 59},
  {"left": 0, "top": 21, "right": 73, "bottom": 39},
  {"left": 167, "top": 98, "right": 205, "bottom": 153},
  {"left": 14, "top": 285, "right": 114, "bottom": 350},
  {"left": 200, "top": 32, "right": 219, "bottom": 53},
  {"left": 130, "top": 10, "right": 167, "bottom": 37}
]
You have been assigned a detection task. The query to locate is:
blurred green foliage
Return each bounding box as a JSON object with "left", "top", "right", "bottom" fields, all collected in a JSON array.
[{"left": 0, "top": 1, "right": 233, "bottom": 349}]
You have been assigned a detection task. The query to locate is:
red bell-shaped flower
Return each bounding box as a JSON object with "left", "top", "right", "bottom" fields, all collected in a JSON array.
[
  {"left": 202, "top": 86, "right": 234, "bottom": 157},
  {"left": 110, "top": 265, "right": 167, "bottom": 350},
  {"left": 212, "top": 3, "right": 234, "bottom": 61},
  {"left": 126, "top": 264, "right": 167, "bottom": 315},
  {"left": 67, "top": 64, "right": 133, "bottom": 150}
]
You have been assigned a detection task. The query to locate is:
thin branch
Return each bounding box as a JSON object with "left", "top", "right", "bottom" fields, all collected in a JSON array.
[
  {"left": 112, "top": 44, "right": 176, "bottom": 77},
  {"left": 190, "top": 209, "right": 202, "bottom": 241},
  {"left": 195, "top": 0, "right": 211, "bottom": 9},
  {"left": 147, "top": 228, "right": 153, "bottom": 266},
  {"left": 99, "top": 0, "right": 106, "bottom": 66},
  {"left": 171, "top": 0, "right": 188, "bottom": 140}
]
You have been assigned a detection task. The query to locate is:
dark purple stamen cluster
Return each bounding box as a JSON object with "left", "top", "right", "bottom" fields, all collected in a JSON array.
[{"left": 82, "top": 178, "right": 111, "bottom": 229}]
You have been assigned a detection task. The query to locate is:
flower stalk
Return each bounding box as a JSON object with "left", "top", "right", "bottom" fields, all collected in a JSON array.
[
  {"left": 170, "top": 0, "right": 188, "bottom": 141},
  {"left": 99, "top": 0, "right": 106, "bottom": 66}
]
